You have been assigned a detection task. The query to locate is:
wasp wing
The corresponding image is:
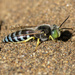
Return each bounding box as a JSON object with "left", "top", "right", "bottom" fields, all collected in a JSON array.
[
  {"left": 10, "top": 25, "right": 37, "bottom": 30},
  {"left": 15, "top": 32, "right": 43, "bottom": 37},
  {"left": 12, "top": 29, "right": 43, "bottom": 38}
]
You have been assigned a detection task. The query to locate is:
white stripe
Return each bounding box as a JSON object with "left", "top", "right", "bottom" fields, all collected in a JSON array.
[
  {"left": 26, "top": 31, "right": 30, "bottom": 39},
  {"left": 8, "top": 34, "right": 13, "bottom": 42},
  {"left": 5, "top": 36, "right": 8, "bottom": 42},
  {"left": 27, "top": 35, "right": 30, "bottom": 38},
  {"left": 14, "top": 37, "right": 19, "bottom": 42},
  {"left": 13, "top": 32, "right": 16, "bottom": 37},
  {"left": 19, "top": 36, "right": 25, "bottom": 41},
  {"left": 3, "top": 39, "right": 5, "bottom": 42},
  {"left": 18, "top": 30, "right": 22, "bottom": 35}
]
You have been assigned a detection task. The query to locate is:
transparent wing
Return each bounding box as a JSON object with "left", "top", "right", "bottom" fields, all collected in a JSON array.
[
  {"left": 13, "top": 30, "right": 43, "bottom": 37},
  {"left": 10, "top": 25, "right": 37, "bottom": 30}
]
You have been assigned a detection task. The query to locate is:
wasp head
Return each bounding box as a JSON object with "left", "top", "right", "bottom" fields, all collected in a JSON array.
[{"left": 51, "top": 24, "right": 61, "bottom": 39}]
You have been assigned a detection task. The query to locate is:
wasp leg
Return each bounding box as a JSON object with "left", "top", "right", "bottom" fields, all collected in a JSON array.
[
  {"left": 49, "top": 35, "right": 55, "bottom": 41},
  {"left": 34, "top": 38, "right": 40, "bottom": 51},
  {"left": 18, "top": 37, "right": 35, "bottom": 43},
  {"left": 37, "top": 38, "right": 40, "bottom": 47},
  {"left": 13, "top": 37, "right": 35, "bottom": 43}
]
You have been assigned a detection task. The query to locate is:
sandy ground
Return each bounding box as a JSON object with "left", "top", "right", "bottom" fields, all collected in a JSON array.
[{"left": 0, "top": 0, "right": 75, "bottom": 75}]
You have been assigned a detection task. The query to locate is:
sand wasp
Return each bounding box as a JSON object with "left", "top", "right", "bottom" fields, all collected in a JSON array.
[{"left": 3, "top": 16, "right": 71, "bottom": 48}]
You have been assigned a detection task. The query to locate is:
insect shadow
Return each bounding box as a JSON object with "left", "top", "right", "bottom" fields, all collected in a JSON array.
[
  {"left": 0, "top": 20, "right": 4, "bottom": 31},
  {"left": 0, "top": 48, "right": 1, "bottom": 51},
  {"left": 58, "top": 30, "right": 72, "bottom": 42}
]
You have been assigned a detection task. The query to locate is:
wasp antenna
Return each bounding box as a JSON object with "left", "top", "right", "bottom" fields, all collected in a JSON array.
[
  {"left": 61, "top": 28, "right": 73, "bottom": 30},
  {"left": 59, "top": 15, "right": 70, "bottom": 28}
]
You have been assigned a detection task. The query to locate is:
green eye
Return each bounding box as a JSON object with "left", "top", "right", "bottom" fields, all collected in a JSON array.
[{"left": 51, "top": 30, "right": 60, "bottom": 39}]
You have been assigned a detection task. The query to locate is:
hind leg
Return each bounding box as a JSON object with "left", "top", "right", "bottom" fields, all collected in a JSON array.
[
  {"left": 11, "top": 37, "right": 35, "bottom": 44},
  {"left": 17, "top": 37, "right": 35, "bottom": 43}
]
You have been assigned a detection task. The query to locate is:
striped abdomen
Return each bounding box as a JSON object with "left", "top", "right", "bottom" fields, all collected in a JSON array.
[{"left": 3, "top": 29, "right": 34, "bottom": 43}]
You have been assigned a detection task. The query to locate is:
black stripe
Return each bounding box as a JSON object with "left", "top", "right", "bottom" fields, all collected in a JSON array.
[
  {"left": 21, "top": 30, "right": 27, "bottom": 34},
  {"left": 11, "top": 32, "right": 15, "bottom": 37},
  {"left": 7, "top": 35, "right": 10, "bottom": 42},
  {"left": 4, "top": 37, "right": 8, "bottom": 43},
  {"left": 4, "top": 39, "right": 7, "bottom": 43},
  {"left": 17, "top": 36, "right": 23, "bottom": 41},
  {"left": 15, "top": 31, "right": 20, "bottom": 36},
  {"left": 7, "top": 35, "right": 11, "bottom": 42},
  {"left": 12, "top": 37, "right": 18, "bottom": 42},
  {"left": 23, "top": 36, "right": 27, "bottom": 40},
  {"left": 17, "top": 38, "right": 22, "bottom": 41}
]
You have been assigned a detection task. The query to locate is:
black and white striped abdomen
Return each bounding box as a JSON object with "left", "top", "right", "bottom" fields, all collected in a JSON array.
[{"left": 3, "top": 29, "right": 34, "bottom": 43}]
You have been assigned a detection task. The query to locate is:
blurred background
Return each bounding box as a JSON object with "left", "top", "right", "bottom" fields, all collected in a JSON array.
[{"left": 0, "top": 0, "right": 75, "bottom": 75}]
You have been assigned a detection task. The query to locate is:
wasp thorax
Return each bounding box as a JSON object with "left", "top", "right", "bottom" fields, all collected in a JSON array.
[{"left": 35, "top": 24, "right": 51, "bottom": 41}]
